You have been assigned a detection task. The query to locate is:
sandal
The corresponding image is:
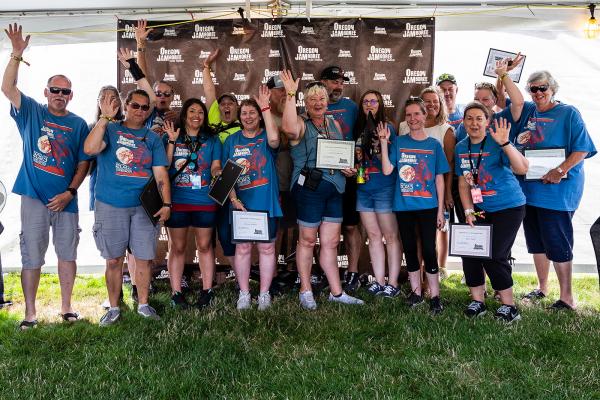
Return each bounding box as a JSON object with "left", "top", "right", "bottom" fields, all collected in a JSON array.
[
  {"left": 61, "top": 312, "right": 80, "bottom": 322},
  {"left": 19, "top": 319, "right": 38, "bottom": 330}
]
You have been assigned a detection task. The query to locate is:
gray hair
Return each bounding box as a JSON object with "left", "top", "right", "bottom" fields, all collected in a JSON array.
[{"left": 527, "top": 70, "right": 559, "bottom": 94}]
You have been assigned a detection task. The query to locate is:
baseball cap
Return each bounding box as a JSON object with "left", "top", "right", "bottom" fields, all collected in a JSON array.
[
  {"left": 320, "top": 66, "right": 349, "bottom": 81},
  {"left": 266, "top": 75, "right": 284, "bottom": 89},
  {"left": 436, "top": 73, "right": 457, "bottom": 86},
  {"left": 217, "top": 93, "right": 238, "bottom": 104}
]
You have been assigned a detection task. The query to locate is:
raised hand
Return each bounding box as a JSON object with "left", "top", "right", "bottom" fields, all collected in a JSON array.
[
  {"left": 254, "top": 85, "right": 271, "bottom": 110},
  {"left": 204, "top": 48, "right": 220, "bottom": 67},
  {"left": 490, "top": 117, "right": 511, "bottom": 145},
  {"left": 494, "top": 58, "right": 509, "bottom": 77},
  {"left": 376, "top": 121, "right": 390, "bottom": 142},
  {"left": 117, "top": 47, "right": 135, "bottom": 68},
  {"left": 4, "top": 23, "right": 30, "bottom": 55},
  {"left": 163, "top": 120, "right": 180, "bottom": 141},
  {"left": 506, "top": 52, "right": 524, "bottom": 72},
  {"left": 135, "top": 19, "right": 153, "bottom": 43},
  {"left": 279, "top": 70, "right": 299, "bottom": 94},
  {"left": 99, "top": 94, "right": 120, "bottom": 119}
]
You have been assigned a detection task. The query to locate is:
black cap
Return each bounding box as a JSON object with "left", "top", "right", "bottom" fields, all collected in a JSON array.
[
  {"left": 320, "top": 66, "right": 349, "bottom": 81},
  {"left": 217, "top": 93, "right": 238, "bottom": 104},
  {"left": 266, "top": 75, "right": 284, "bottom": 89}
]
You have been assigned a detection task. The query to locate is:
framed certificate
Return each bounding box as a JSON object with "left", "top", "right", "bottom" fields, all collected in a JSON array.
[
  {"left": 449, "top": 223, "right": 493, "bottom": 259},
  {"left": 524, "top": 148, "right": 567, "bottom": 181},
  {"left": 209, "top": 159, "right": 244, "bottom": 205},
  {"left": 316, "top": 139, "right": 355, "bottom": 170},
  {"left": 231, "top": 210, "right": 271, "bottom": 243},
  {"left": 483, "top": 48, "right": 526, "bottom": 83}
]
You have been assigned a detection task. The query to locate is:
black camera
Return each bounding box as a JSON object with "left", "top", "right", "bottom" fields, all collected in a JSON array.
[{"left": 299, "top": 166, "right": 323, "bottom": 191}]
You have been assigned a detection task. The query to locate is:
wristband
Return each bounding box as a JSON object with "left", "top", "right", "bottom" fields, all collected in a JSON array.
[
  {"left": 261, "top": 106, "right": 271, "bottom": 112},
  {"left": 162, "top": 203, "right": 172, "bottom": 208},
  {"left": 137, "top": 47, "right": 146, "bottom": 52},
  {"left": 100, "top": 115, "right": 114, "bottom": 122},
  {"left": 168, "top": 140, "right": 176, "bottom": 145},
  {"left": 556, "top": 167, "right": 564, "bottom": 175},
  {"left": 464, "top": 208, "right": 475, "bottom": 217},
  {"left": 499, "top": 72, "right": 508, "bottom": 81},
  {"left": 10, "top": 54, "right": 30, "bottom": 66},
  {"left": 67, "top": 187, "right": 77, "bottom": 196},
  {"left": 287, "top": 91, "right": 296, "bottom": 97},
  {"left": 126, "top": 57, "right": 146, "bottom": 81},
  {"left": 231, "top": 197, "right": 243, "bottom": 204},
  {"left": 500, "top": 141, "right": 511, "bottom": 147},
  {"left": 203, "top": 65, "right": 211, "bottom": 71}
]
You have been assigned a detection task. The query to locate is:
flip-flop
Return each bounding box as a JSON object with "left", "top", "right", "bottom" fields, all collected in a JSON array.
[
  {"left": 61, "top": 312, "right": 80, "bottom": 322},
  {"left": 19, "top": 319, "right": 38, "bottom": 330}
]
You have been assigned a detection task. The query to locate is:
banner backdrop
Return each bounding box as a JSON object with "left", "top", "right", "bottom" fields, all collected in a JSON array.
[{"left": 117, "top": 17, "right": 435, "bottom": 124}]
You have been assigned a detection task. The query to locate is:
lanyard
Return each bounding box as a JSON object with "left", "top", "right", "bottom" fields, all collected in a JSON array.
[
  {"left": 309, "top": 118, "right": 330, "bottom": 139},
  {"left": 467, "top": 135, "right": 487, "bottom": 186}
]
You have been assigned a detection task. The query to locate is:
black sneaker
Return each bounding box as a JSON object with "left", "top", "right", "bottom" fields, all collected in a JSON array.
[
  {"left": 197, "top": 289, "right": 215, "bottom": 309},
  {"left": 406, "top": 291, "right": 424, "bottom": 308},
  {"left": 522, "top": 289, "right": 546, "bottom": 301},
  {"left": 548, "top": 299, "right": 574, "bottom": 311},
  {"left": 343, "top": 271, "right": 360, "bottom": 294},
  {"left": 429, "top": 296, "right": 443, "bottom": 315},
  {"left": 131, "top": 285, "right": 139, "bottom": 304},
  {"left": 494, "top": 304, "right": 521, "bottom": 323},
  {"left": 464, "top": 300, "right": 487, "bottom": 318},
  {"left": 170, "top": 291, "right": 189, "bottom": 309}
]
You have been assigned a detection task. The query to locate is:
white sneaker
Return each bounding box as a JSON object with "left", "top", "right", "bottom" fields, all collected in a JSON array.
[
  {"left": 137, "top": 304, "right": 161, "bottom": 320},
  {"left": 299, "top": 291, "right": 317, "bottom": 310},
  {"left": 328, "top": 291, "right": 365, "bottom": 305},
  {"left": 237, "top": 291, "right": 252, "bottom": 310},
  {"left": 257, "top": 292, "right": 272, "bottom": 311}
]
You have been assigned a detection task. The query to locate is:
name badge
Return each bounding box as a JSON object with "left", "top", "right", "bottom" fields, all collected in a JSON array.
[
  {"left": 191, "top": 175, "right": 202, "bottom": 190},
  {"left": 297, "top": 174, "right": 306, "bottom": 187},
  {"left": 471, "top": 187, "right": 483, "bottom": 204}
]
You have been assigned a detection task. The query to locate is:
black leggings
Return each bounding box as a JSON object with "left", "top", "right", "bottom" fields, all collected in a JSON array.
[
  {"left": 462, "top": 205, "right": 525, "bottom": 291},
  {"left": 396, "top": 208, "right": 439, "bottom": 274}
]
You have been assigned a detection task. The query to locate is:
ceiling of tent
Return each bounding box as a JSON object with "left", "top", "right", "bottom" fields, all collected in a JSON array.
[{"left": 0, "top": 1, "right": 594, "bottom": 45}]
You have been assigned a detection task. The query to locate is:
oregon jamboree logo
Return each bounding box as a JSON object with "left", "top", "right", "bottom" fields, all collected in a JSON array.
[
  {"left": 191, "top": 69, "right": 218, "bottom": 85},
  {"left": 338, "top": 49, "right": 352, "bottom": 58},
  {"left": 295, "top": 46, "right": 322, "bottom": 62},
  {"left": 198, "top": 50, "right": 211, "bottom": 60},
  {"left": 382, "top": 94, "right": 395, "bottom": 108},
  {"left": 157, "top": 48, "right": 184, "bottom": 63},
  {"left": 402, "top": 69, "right": 429, "bottom": 84},
  {"left": 403, "top": 23, "right": 431, "bottom": 38},
  {"left": 296, "top": 91, "right": 305, "bottom": 108},
  {"left": 373, "top": 73, "right": 387, "bottom": 81},
  {"left": 301, "top": 26, "right": 316, "bottom": 35},
  {"left": 232, "top": 26, "right": 245, "bottom": 35},
  {"left": 121, "top": 24, "right": 135, "bottom": 39},
  {"left": 261, "top": 23, "right": 285, "bottom": 38},
  {"left": 163, "top": 27, "right": 177, "bottom": 37},
  {"left": 367, "top": 46, "right": 395, "bottom": 62},
  {"left": 192, "top": 25, "right": 217, "bottom": 40},
  {"left": 409, "top": 49, "right": 423, "bottom": 57},
  {"left": 233, "top": 73, "right": 246, "bottom": 82},
  {"left": 374, "top": 26, "right": 387, "bottom": 35},
  {"left": 163, "top": 73, "right": 177, "bottom": 82},
  {"left": 121, "top": 70, "right": 134, "bottom": 84},
  {"left": 345, "top": 71, "right": 358, "bottom": 85},
  {"left": 261, "top": 69, "right": 281, "bottom": 84},
  {"left": 235, "top": 94, "right": 250, "bottom": 102},
  {"left": 269, "top": 49, "right": 281, "bottom": 58},
  {"left": 227, "top": 47, "right": 254, "bottom": 62},
  {"left": 301, "top": 72, "right": 315, "bottom": 81},
  {"left": 330, "top": 22, "right": 358, "bottom": 38},
  {"left": 171, "top": 94, "right": 182, "bottom": 108}
]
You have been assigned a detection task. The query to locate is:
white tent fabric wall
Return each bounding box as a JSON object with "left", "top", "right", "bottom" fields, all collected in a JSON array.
[{"left": 0, "top": 24, "right": 598, "bottom": 269}]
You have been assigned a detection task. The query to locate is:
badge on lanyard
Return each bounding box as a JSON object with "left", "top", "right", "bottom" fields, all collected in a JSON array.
[
  {"left": 190, "top": 174, "right": 202, "bottom": 190},
  {"left": 470, "top": 187, "right": 483, "bottom": 204},
  {"left": 467, "top": 136, "right": 487, "bottom": 204}
]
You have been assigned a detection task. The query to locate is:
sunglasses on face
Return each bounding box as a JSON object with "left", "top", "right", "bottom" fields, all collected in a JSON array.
[
  {"left": 305, "top": 81, "right": 326, "bottom": 90},
  {"left": 155, "top": 91, "right": 173, "bottom": 97},
  {"left": 362, "top": 99, "right": 379, "bottom": 106},
  {"left": 528, "top": 85, "right": 549, "bottom": 93},
  {"left": 48, "top": 87, "right": 72, "bottom": 95},
  {"left": 128, "top": 102, "right": 150, "bottom": 111}
]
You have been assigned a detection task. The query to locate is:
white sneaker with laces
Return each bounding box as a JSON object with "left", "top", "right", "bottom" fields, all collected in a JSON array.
[
  {"left": 257, "top": 292, "right": 272, "bottom": 311},
  {"left": 328, "top": 291, "right": 365, "bottom": 305},
  {"left": 299, "top": 291, "right": 318, "bottom": 310},
  {"left": 237, "top": 291, "right": 252, "bottom": 310}
]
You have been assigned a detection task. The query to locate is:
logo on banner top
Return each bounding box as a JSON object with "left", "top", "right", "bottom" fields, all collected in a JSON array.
[
  {"left": 192, "top": 25, "right": 218, "bottom": 40},
  {"left": 374, "top": 26, "right": 387, "bottom": 35},
  {"left": 163, "top": 73, "right": 177, "bottom": 82},
  {"left": 191, "top": 69, "right": 219, "bottom": 85},
  {"left": 345, "top": 71, "right": 358, "bottom": 85},
  {"left": 157, "top": 48, "right": 184, "bottom": 63},
  {"left": 403, "top": 69, "right": 430, "bottom": 84},
  {"left": 261, "top": 23, "right": 285, "bottom": 38},
  {"left": 301, "top": 26, "right": 316, "bottom": 35},
  {"left": 232, "top": 26, "right": 246, "bottom": 35},
  {"left": 373, "top": 73, "right": 387, "bottom": 81},
  {"left": 121, "top": 70, "right": 135, "bottom": 84},
  {"left": 331, "top": 22, "right": 358, "bottom": 38},
  {"left": 338, "top": 50, "right": 352, "bottom": 58},
  {"left": 171, "top": 94, "right": 182, "bottom": 108},
  {"left": 163, "top": 28, "right": 177, "bottom": 37},
  {"left": 295, "top": 46, "right": 322, "bottom": 62},
  {"left": 409, "top": 49, "right": 423, "bottom": 57},
  {"left": 261, "top": 69, "right": 281, "bottom": 84},
  {"left": 121, "top": 24, "right": 136, "bottom": 39},
  {"left": 367, "top": 46, "right": 395, "bottom": 62},
  {"left": 403, "top": 23, "right": 431, "bottom": 38},
  {"left": 269, "top": 49, "right": 281, "bottom": 58},
  {"left": 227, "top": 47, "right": 254, "bottom": 62},
  {"left": 301, "top": 72, "right": 315, "bottom": 81},
  {"left": 233, "top": 73, "right": 246, "bottom": 82},
  {"left": 382, "top": 94, "right": 395, "bottom": 108}
]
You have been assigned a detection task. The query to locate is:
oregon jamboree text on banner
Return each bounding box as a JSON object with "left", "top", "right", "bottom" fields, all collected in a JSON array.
[{"left": 117, "top": 18, "right": 435, "bottom": 124}]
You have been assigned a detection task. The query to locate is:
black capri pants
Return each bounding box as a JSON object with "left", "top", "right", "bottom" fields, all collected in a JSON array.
[
  {"left": 396, "top": 207, "right": 439, "bottom": 274},
  {"left": 462, "top": 205, "right": 525, "bottom": 291}
]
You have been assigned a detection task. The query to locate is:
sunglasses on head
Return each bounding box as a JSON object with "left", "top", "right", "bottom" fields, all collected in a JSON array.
[
  {"left": 128, "top": 102, "right": 150, "bottom": 111},
  {"left": 528, "top": 85, "right": 549, "bottom": 93},
  {"left": 362, "top": 99, "right": 379, "bottom": 106},
  {"left": 305, "top": 81, "right": 326, "bottom": 90},
  {"left": 48, "top": 87, "right": 72, "bottom": 95},
  {"left": 155, "top": 91, "right": 173, "bottom": 97},
  {"left": 405, "top": 96, "right": 424, "bottom": 105}
]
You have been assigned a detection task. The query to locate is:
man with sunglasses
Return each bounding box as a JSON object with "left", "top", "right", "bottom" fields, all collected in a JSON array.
[{"left": 2, "top": 23, "right": 91, "bottom": 329}]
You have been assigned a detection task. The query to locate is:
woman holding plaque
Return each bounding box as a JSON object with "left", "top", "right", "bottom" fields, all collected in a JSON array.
[
  {"left": 223, "top": 87, "right": 281, "bottom": 311},
  {"left": 163, "top": 98, "right": 222, "bottom": 310},
  {"left": 354, "top": 90, "right": 403, "bottom": 298},
  {"left": 455, "top": 101, "right": 529, "bottom": 322},
  {"left": 280, "top": 70, "right": 364, "bottom": 310},
  {"left": 379, "top": 97, "right": 448, "bottom": 315}
]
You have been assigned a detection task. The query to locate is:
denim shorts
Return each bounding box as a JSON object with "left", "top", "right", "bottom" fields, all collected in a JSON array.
[
  {"left": 356, "top": 185, "right": 394, "bottom": 213},
  {"left": 291, "top": 180, "right": 343, "bottom": 227},
  {"left": 523, "top": 205, "right": 574, "bottom": 263},
  {"left": 165, "top": 210, "right": 217, "bottom": 228}
]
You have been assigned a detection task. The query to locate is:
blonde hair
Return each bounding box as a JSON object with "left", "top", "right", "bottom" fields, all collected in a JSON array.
[{"left": 419, "top": 86, "right": 448, "bottom": 125}]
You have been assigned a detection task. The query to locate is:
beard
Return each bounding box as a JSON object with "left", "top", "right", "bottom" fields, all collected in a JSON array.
[{"left": 329, "top": 90, "right": 342, "bottom": 103}]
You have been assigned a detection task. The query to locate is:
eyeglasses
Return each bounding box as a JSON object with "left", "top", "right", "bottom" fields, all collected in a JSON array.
[
  {"left": 362, "top": 99, "right": 379, "bottom": 106},
  {"left": 528, "top": 85, "right": 549, "bottom": 93},
  {"left": 48, "top": 87, "right": 72, "bottom": 95},
  {"left": 305, "top": 81, "right": 326, "bottom": 90},
  {"left": 128, "top": 102, "right": 150, "bottom": 111},
  {"left": 155, "top": 91, "right": 173, "bottom": 97}
]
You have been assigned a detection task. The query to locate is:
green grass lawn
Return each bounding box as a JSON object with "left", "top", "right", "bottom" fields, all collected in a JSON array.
[{"left": 1, "top": 272, "right": 599, "bottom": 399}]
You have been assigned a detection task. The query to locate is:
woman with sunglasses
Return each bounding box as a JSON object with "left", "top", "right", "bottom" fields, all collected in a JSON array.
[
  {"left": 513, "top": 71, "right": 596, "bottom": 310},
  {"left": 162, "top": 98, "right": 222, "bottom": 309},
  {"left": 354, "top": 90, "right": 403, "bottom": 298},
  {"left": 379, "top": 97, "right": 449, "bottom": 314},
  {"left": 223, "top": 86, "right": 281, "bottom": 311},
  {"left": 280, "top": 71, "right": 364, "bottom": 310},
  {"left": 456, "top": 102, "right": 529, "bottom": 322}
]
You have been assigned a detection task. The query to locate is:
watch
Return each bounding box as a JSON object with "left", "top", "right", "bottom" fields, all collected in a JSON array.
[
  {"left": 162, "top": 203, "right": 172, "bottom": 208},
  {"left": 67, "top": 187, "right": 77, "bottom": 196}
]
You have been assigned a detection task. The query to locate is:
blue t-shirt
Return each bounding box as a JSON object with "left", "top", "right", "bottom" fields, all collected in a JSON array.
[
  {"left": 356, "top": 123, "right": 396, "bottom": 193},
  {"left": 95, "top": 122, "right": 168, "bottom": 208},
  {"left": 455, "top": 135, "right": 525, "bottom": 212},
  {"left": 166, "top": 134, "right": 222, "bottom": 206},
  {"left": 389, "top": 135, "right": 449, "bottom": 211},
  {"left": 10, "top": 93, "right": 90, "bottom": 213},
  {"left": 326, "top": 97, "right": 358, "bottom": 140},
  {"left": 455, "top": 107, "right": 513, "bottom": 143},
  {"left": 511, "top": 101, "right": 597, "bottom": 211},
  {"left": 222, "top": 130, "right": 282, "bottom": 218},
  {"left": 447, "top": 104, "right": 465, "bottom": 129}
]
